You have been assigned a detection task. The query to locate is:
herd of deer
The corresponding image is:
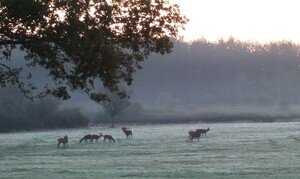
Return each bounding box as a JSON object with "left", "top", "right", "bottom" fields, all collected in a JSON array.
[
  {"left": 57, "top": 126, "right": 210, "bottom": 148},
  {"left": 188, "top": 127, "right": 210, "bottom": 141},
  {"left": 57, "top": 127, "right": 132, "bottom": 148}
]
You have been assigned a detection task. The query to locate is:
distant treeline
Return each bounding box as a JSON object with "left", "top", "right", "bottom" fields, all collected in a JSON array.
[
  {"left": 4, "top": 38, "right": 300, "bottom": 129},
  {"left": 91, "top": 109, "right": 299, "bottom": 125},
  {"left": 91, "top": 103, "right": 300, "bottom": 125},
  {"left": 92, "top": 38, "right": 300, "bottom": 124},
  {"left": 133, "top": 38, "right": 300, "bottom": 108},
  {"left": 0, "top": 86, "right": 88, "bottom": 133}
]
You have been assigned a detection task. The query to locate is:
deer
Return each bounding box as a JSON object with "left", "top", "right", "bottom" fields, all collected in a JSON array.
[
  {"left": 79, "top": 134, "right": 93, "bottom": 143},
  {"left": 188, "top": 130, "right": 201, "bottom": 141},
  {"left": 100, "top": 133, "right": 115, "bottom": 142},
  {"left": 188, "top": 127, "right": 210, "bottom": 141},
  {"left": 91, "top": 133, "right": 102, "bottom": 142},
  {"left": 197, "top": 127, "right": 210, "bottom": 138},
  {"left": 121, "top": 127, "right": 132, "bottom": 138},
  {"left": 57, "top": 135, "right": 68, "bottom": 148}
]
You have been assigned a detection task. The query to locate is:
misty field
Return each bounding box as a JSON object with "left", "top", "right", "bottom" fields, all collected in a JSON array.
[{"left": 0, "top": 122, "right": 299, "bottom": 178}]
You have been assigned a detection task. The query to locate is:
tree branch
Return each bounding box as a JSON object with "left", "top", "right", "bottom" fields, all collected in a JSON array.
[
  {"left": 0, "top": 37, "right": 64, "bottom": 46},
  {"left": 0, "top": 63, "right": 49, "bottom": 100},
  {"left": 0, "top": 39, "right": 31, "bottom": 45}
]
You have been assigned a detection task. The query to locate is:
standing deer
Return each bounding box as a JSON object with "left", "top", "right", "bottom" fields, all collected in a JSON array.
[
  {"left": 57, "top": 135, "right": 68, "bottom": 148},
  {"left": 100, "top": 133, "right": 115, "bottom": 142},
  {"left": 121, "top": 127, "right": 132, "bottom": 138},
  {"left": 188, "top": 127, "right": 210, "bottom": 141},
  {"left": 188, "top": 130, "right": 201, "bottom": 141},
  {"left": 197, "top": 127, "right": 210, "bottom": 138}
]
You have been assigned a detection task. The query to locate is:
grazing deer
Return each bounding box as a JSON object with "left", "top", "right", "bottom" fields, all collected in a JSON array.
[
  {"left": 100, "top": 133, "right": 115, "bottom": 142},
  {"left": 121, "top": 127, "right": 132, "bottom": 138},
  {"left": 188, "top": 130, "right": 195, "bottom": 139},
  {"left": 197, "top": 127, "right": 210, "bottom": 138},
  {"left": 57, "top": 135, "right": 68, "bottom": 148},
  {"left": 91, "top": 133, "right": 102, "bottom": 142},
  {"left": 79, "top": 134, "right": 93, "bottom": 143},
  {"left": 188, "top": 130, "right": 201, "bottom": 141}
]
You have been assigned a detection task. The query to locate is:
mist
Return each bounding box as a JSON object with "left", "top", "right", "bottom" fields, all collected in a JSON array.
[
  {"left": 0, "top": 86, "right": 88, "bottom": 132},
  {"left": 4, "top": 38, "right": 300, "bottom": 126},
  {"left": 93, "top": 38, "right": 300, "bottom": 123}
]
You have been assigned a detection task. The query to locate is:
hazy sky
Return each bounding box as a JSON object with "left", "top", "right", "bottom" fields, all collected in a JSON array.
[{"left": 172, "top": 0, "right": 300, "bottom": 43}]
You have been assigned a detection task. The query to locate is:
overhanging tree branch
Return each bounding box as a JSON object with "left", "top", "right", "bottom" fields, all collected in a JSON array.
[{"left": 0, "top": 0, "right": 187, "bottom": 102}]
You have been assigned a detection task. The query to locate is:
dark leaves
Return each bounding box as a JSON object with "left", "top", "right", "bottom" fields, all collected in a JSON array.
[{"left": 0, "top": 0, "right": 187, "bottom": 102}]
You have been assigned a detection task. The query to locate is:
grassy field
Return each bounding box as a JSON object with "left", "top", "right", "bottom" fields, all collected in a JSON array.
[{"left": 0, "top": 122, "right": 299, "bottom": 178}]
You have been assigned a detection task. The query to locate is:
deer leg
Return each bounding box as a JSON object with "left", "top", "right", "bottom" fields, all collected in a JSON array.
[{"left": 57, "top": 143, "right": 60, "bottom": 148}]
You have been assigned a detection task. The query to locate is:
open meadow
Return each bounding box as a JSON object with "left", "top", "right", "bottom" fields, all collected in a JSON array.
[{"left": 0, "top": 122, "right": 299, "bottom": 178}]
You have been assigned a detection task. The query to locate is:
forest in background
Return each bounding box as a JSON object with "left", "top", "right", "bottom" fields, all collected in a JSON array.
[
  {"left": 133, "top": 38, "right": 300, "bottom": 107},
  {"left": 2, "top": 38, "right": 300, "bottom": 132},
  {"left": 91, "top": 38, "right": 300, "bottom": 124},
  {"left": 0, "top": 86, "right": 88, "bottom": 132}
]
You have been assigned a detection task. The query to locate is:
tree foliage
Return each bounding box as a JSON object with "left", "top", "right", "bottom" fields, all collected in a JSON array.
[{"left": 0, "top": 0, "right": 187, "bottom": 102}]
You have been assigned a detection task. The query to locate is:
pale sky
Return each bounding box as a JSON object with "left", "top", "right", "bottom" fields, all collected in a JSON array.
[{"left": 171, "top": 0, "right": 300, "bottom": 43}]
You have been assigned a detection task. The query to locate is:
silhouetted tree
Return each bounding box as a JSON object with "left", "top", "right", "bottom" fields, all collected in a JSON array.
[
  {"left": 0, "top": 0, "right": 187, "bottom": 102},
  {"left": 101, "top": 90, "right": 130, "bottom": 127}
]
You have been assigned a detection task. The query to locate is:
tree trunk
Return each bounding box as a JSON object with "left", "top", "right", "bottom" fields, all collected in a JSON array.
[{"left": 110, "top": 116, "right": 115, "bottom": 128}]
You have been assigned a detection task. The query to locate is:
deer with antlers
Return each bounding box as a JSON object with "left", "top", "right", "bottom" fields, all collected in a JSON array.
[{"left": 121, "top": 127, "right": 132, "bottom": 138}]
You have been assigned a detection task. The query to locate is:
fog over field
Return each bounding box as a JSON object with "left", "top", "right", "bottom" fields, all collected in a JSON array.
[
  {"left": 70, "top": 39, "right": 300, "bottom": 123},
  {"left": 2, "top": 1, "right": 299, "bottom": 178},
  {"left": 4, "top": 39, "right": 300, "bottom": 126}
]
